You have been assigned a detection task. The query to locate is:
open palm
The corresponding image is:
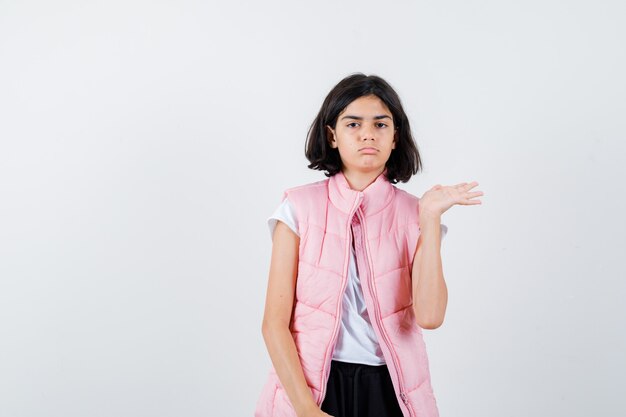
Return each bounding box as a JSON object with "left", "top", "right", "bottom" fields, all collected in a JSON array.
[{"left": 419, "top": 181, "right": 483, "bottom": 217}]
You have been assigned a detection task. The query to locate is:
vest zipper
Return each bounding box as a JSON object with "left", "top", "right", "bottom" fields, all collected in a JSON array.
[
  {"left": 355, "top": 209, "right": 416, "bottom": 417},
  {"left": 317, "top": 193, "right": 363, "bottom": 406}
]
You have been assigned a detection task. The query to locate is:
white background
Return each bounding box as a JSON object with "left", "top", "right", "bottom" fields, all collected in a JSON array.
[{"left": 1, "top": 1, "right": 625, "bottom": 416}]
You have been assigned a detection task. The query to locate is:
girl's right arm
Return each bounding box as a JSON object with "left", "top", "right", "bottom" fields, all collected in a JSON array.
[{"left": 261, "top": 221, "right": 332, "bottom": 417}]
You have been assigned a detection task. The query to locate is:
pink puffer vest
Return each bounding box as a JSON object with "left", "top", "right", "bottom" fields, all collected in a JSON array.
[{"left": 255, "top": 171, "right": 439, "bottom": 417}]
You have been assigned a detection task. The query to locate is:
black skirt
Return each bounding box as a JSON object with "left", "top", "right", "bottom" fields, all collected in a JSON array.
[{"left": 320, "top": 360, "right": 404, "bottom": 417}]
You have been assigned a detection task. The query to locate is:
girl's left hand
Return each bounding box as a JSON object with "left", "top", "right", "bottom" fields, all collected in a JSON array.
[{"left": 419, "top": 181, "right": 483, "bottom": 218}]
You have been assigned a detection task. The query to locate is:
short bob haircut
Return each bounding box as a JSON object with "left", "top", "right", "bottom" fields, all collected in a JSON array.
[{"left": 305, "top": 73, "right": 421, "bottom": 184}]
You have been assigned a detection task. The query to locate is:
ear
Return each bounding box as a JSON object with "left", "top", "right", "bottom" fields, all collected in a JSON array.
[{"left": 326, "top": 125, "right": 337, "bottom": 148}]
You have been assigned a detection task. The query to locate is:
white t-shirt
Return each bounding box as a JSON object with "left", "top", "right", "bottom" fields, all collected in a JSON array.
[{"left": 268, "top": 198, "right": 448, "bottom": 366}]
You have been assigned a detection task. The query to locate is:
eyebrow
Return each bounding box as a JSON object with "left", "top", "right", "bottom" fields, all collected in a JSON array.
[{"left": 340, "top": 115, "right": 392, "bottom": 121}]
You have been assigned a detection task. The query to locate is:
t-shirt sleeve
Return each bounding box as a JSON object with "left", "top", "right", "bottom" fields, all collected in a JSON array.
[
  {"left": 441, "top": 223, "right": 448, "bottom": 240},
  {"left": 267, "top": 198, "right": 299, "bottom": 239}
]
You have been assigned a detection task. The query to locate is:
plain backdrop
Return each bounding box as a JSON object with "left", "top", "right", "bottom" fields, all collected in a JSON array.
[{"left": 1, "top": 1, "right": 625, "bottom": 416}]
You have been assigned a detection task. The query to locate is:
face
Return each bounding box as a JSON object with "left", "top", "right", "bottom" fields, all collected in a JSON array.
[{"left": 327, "top": 94, "right": 396, "bottom": 176}]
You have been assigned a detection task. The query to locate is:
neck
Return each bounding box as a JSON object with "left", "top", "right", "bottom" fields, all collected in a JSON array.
[{"left": 342, "top": 167, "right": 386, "bottom": 191}]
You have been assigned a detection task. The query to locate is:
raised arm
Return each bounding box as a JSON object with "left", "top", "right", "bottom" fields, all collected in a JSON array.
[
  {"left": 411, "top": 181, "right": 483, "bottom": 329},
  {"left": 261, "top": 221, "right": 332, "bottom": 417},
  {"left": 411, "top": 213, "right": 448, "bottom": 329}
]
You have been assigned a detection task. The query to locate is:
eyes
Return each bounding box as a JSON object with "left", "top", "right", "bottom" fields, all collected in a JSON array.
[{"left": 346, "top": 122, "right": 389, "bottom": 129}]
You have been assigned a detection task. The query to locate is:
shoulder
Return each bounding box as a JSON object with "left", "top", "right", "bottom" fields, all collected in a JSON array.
[
  {"left": 280, "top": 179, "right": 329, "bottom": 225},
  {"left": 283, "top": 178, "right": 329, "bottom": 202},
  {"left": 393, "top": 186, "right": 420, "bottom": 211},
  {"left": 394, "top": 187, "right": 449, "bottom": 238},
  {"left": 284, "top": 178, "right": 329, "bottom": 194}
]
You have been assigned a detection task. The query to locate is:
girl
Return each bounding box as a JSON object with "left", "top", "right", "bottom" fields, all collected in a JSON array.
[{"left": 255, "top": 74, "right": 483, "bottom": 417}]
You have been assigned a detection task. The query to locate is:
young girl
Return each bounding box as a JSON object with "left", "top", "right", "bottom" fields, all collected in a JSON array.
[{"left": 255, "top": 74, "right": 483, "bottom": 417}]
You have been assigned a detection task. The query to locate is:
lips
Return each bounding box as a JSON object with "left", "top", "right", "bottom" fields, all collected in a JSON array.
[{"left": 359, "top": 147, "right": 379, "bottom": 154}]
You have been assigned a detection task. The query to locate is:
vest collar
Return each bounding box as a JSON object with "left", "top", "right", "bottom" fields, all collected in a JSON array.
[{"left": 328, "top": 169, "right": 395, "bottom": 216}]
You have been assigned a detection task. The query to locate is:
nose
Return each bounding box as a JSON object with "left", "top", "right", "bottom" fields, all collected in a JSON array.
[{"left": 361, "top": 125, "right": 375, "bottom": 141}]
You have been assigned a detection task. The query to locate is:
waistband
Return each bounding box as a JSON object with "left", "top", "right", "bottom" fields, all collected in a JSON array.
[{"left": 330, "top": 359, "right": 389, "bottom": 377}]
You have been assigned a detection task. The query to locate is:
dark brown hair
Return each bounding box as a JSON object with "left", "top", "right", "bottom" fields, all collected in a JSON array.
[{"left": 305, "top": 73, "right": 422, "bottom": 183}]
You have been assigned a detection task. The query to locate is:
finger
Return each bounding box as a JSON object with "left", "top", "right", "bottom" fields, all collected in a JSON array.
[
  {"left": 462, "top": 181, "right": 479, "bottom": 190},
  {"left": 459, "top": 198, "right": 482, "bottom": 205},
  {"left": 453, "top": 182, "right": 468, "bottom": 188}
]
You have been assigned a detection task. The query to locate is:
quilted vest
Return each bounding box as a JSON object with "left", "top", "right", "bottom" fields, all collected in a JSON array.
[{"left": 255, "top": 170, "right": 439, "bottom": 417}]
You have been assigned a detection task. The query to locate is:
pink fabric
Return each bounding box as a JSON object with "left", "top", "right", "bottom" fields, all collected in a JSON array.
[{"left": 255, "top": 171, "right": 440, "bottom": 417}]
